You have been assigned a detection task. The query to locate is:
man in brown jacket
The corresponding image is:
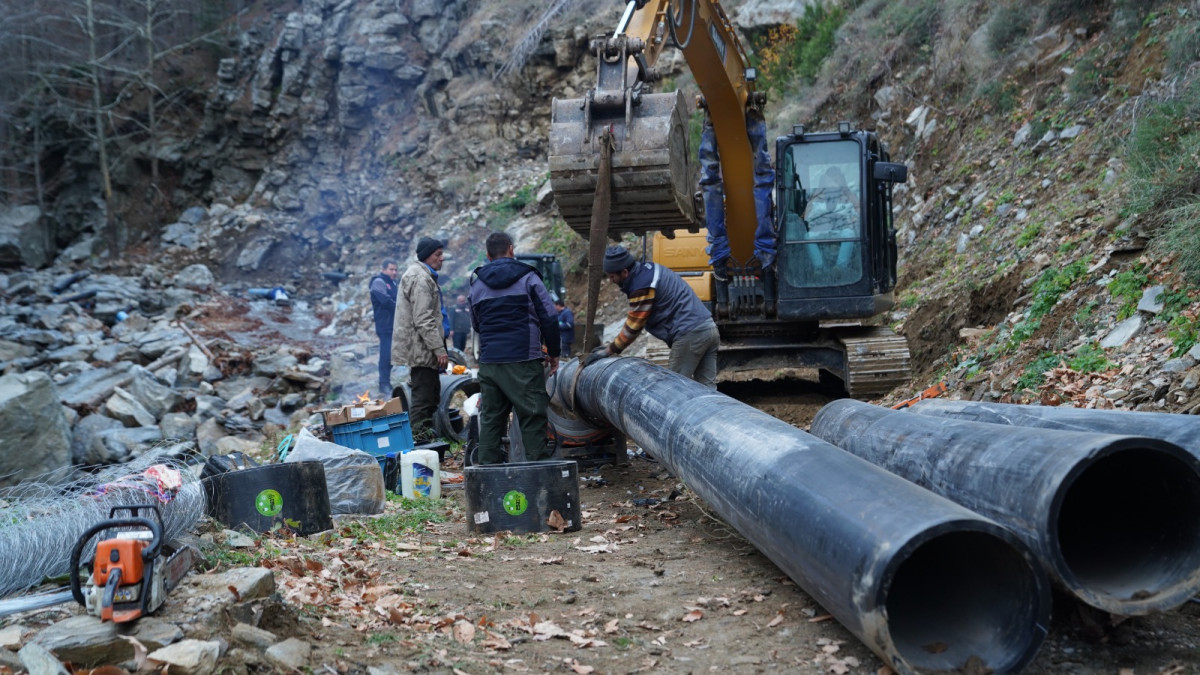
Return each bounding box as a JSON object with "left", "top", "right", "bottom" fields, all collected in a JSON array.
[{"left": 391, "top": 237, "right": 448, "bottom": 439}]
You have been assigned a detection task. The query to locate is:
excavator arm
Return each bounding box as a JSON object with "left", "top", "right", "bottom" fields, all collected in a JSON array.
[{"left": 549, "top": 0, "right": 764, "bottom": 263}]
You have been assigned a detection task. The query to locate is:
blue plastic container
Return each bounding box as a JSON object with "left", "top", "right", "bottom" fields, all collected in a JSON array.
[{"left": 331, "top": 412, "right": 415, "bottom": 457}]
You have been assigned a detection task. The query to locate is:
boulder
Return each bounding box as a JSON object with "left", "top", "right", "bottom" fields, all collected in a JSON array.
[
  {"left": 71, "top": 414, "right": 126, "bottom": 465},
  {"left": 180, "top": 344, "right": 210, "bottom": 381},
  {"left": 173, "top": 264, "right": 215, "bottom": 290},
  {"left": 0, "top": 205, "right": 50, "bottom": 269},
  {"left": 161, "top": 412, "right": 198, "bottom": 440},
  {"left": 32, "top": 616, "right": 181, "bottom": 668},
  {"left": 147, "top": 639, "right": 221, "bottom": 675},
  {"left": 196, "top": 418, "right": 228, "bottom": 456},
  {"left": 0, "top": 371, "right": 72, "bottom": 486},
  {"left": 253, "top": 349, "right": 298, "bottom": 376},
  {"left": 265, "top": 638, "right": 311, "bottom": 671},
  {"left": 236, "top": 237, "right": 277, "bottom": 271},
  {"left": 56, "top": 362, "right": 136, "bottom": 407},
  {"left": 128, "top": 367, "right": 182, "bottom": 419},
  {"left": 93, "top": 426, "right": 164, "bottom": 463},
  {"left": 105, "top": 387, "right": 157, "bottom": 427},
  {"left": 133, "top": 326, "right": 189, "bottom": 360},
  {"left": 17, "top": 643, "right": 68, "bottom": 675}
]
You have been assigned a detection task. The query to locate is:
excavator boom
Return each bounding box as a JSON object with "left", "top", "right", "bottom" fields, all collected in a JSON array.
[{"left": 549, "top": 0, "right": 759, "bottom": 260}]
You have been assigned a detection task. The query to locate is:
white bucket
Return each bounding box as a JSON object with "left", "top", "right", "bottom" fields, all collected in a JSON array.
[{"left": 401, "top": 449, "right": 441, "bottom": 499}]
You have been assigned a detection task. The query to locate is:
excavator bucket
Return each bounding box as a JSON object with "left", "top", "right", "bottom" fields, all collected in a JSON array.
[{"left": 549, "top": 90, "right": 698, "bottom": 239}]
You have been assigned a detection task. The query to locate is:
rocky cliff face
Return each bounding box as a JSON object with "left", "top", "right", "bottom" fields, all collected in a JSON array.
[{"left": 155, "top": 0, "right": 615, "bottom": 290}]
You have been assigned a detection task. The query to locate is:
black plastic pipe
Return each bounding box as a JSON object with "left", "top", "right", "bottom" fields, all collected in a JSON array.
[
  {"left": 810, "top": 399, "right": 1200, "bottom": 615},
  {"left": 908, "top": 399, "right": 1200, "bottom": 458},
  {"left": 550, "top": 358, "right": 1049, "bottom": 674}
]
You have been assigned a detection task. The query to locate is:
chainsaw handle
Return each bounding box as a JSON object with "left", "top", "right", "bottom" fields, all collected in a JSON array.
[{"left": 69, "top": 516, "right": 163, "bottom": 606}]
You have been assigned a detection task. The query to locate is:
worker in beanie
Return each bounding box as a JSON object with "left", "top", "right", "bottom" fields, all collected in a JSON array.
[
  {"left": 586, "top": 245, "right": 720, "bottom": 388},
  {"left": 392, "top": 236, "right": 448, "bottom": 439}
]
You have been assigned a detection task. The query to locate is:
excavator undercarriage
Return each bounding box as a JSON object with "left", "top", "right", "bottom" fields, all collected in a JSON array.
[{"left": 546, "top": 1, "right": 912, "bottom": 398}]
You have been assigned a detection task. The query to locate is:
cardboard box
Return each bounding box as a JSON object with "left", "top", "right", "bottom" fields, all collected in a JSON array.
[{"left": 321, "top": 397, "right": 406, "bottom": 428}]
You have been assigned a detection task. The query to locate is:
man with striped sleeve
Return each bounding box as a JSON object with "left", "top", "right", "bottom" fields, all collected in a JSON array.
[{"left": 586, "top": 245, "right": 720, "bottom": 388}]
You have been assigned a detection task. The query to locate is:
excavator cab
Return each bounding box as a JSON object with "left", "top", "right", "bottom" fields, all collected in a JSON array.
[{"left": 774, "top": 125, "right": 908, "bottom": 322}]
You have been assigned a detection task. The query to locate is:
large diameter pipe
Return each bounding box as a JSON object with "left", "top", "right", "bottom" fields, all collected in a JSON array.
[
  {"left": 550, "top": 358, "right": 1049, "bottom": 674},
  {"left": 810, "top": 399, "right": 1200, "bottom": 615},
  {"left": 909, "top": 399, "right": 1200, "bottom": 458}
]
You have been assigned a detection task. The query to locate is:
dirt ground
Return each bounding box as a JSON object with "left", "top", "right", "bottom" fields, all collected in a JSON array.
[{"left": 223, "top": 371, "right": 1200, "bottom": 675}]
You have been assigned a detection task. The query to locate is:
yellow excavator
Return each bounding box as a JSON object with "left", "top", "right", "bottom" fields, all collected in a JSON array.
[{"left": 549, "top": 0, "right": 911, "bottom": 397}]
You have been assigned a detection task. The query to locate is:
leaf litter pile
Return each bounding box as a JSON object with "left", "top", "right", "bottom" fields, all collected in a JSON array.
[
  {"left": 203, "top": 456, "right": 883, "bottom": 673},
  {"left": 203, "top": 452, "right": 1200, "bottom": 674}
]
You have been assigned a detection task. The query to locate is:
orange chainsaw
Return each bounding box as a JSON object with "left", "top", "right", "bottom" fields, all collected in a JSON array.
[{"left": 69, "top": 504, "right": 196, "bottom": 623}]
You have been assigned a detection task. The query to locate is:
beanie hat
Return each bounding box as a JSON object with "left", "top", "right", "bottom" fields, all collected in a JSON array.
[
  {"left": 602, "top": 246, "right": 635, "bottom": 273},
  {"left": 416, "top": 236, "right": 444, "bottom": 262}
]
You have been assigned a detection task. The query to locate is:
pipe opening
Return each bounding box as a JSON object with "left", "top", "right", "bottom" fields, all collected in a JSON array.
[
  {"left": 886, "top": 531, "right": 1045, "bottom": 672},
  {"left": 1056, "top": 448, "right": 1200, "bottom": 602}
]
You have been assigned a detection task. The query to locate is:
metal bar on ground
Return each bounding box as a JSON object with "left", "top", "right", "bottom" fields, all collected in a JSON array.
[{"left": 549, "top": 358, "right": 1050, "bottom": 674}]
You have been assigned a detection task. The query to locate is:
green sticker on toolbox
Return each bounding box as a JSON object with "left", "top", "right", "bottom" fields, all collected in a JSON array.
[
  {"left": 502, "top": 490, "right": 528, "bottom": 516},
  {"left": 256, "top": 489, "right": 283, "bottom": 517}
]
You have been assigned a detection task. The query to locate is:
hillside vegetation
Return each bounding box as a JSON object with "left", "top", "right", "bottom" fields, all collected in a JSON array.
[{"left": 736, "top": 0, "right": 1200, "bottom": 410}]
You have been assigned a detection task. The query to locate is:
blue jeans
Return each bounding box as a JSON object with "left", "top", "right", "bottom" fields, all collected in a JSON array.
[
  {"left": 378, "top": 332, "right": 392, "bottom": 395},
  {"left": 699, "top": 113, "right": 777, "bottom": 268}
]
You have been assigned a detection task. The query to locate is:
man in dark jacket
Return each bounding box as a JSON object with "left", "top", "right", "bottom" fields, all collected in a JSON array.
[
  {"left": 589, "top": 245, "right": 720, "bottom": 388},
  {"left": 450, "top": 294, "right": 472, "bottom": 352},
  {"left": 368, "top": 260, "right": 399, "bottom": 396},
  {"left": 468, "top": 232, "right": 560, "bottom": 464},
  {"left": 555, "top": 299, "right": 575, "bottom": 357}
]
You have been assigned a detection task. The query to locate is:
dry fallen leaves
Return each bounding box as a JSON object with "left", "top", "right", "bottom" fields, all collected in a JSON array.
[
  {"left": 567, "top": 659, "right": 594, "bottom": 674},
  {"left": 453, "top": 620, "right": 476, "bottom": 644},
  {"left": 547, "top": 510, "right": 568, "bottom": 532},
  {"left": 681, "top": 608, "right": 704, "bottom": 622}
]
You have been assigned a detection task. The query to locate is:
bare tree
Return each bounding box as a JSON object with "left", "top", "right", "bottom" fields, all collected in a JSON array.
[{"left": 0, "top": 0, "right": 241, "bottom": 249}]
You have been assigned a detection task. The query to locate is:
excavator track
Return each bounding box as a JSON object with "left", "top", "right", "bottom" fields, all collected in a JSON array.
[{"left": 837, "top": 327, "right": 912, "bottom": 398}]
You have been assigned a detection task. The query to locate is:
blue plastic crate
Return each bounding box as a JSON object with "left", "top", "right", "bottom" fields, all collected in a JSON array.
[{"left": 331, "top": 412, "right": 414, "bottom": 457}]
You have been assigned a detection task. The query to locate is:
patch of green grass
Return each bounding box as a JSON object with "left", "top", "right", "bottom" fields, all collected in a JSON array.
[
  {"left": 342, "top": 497, "right": 450, "bottom": 543},
  {"left": 367, "top": 633, "right": 397, "bottom": 645},
  {"left": 1015, "top": 222, "right": 1042, "bottom": 248},
  {"left": 1160, "top": 289, "right": 1200, "bottom": 357},
  {"left": 874, "top": 0, "right": 940, "bottom": 51},
  {"left": 613, "top": 636, "right": 634, "bottom": 650},
  {"left": 1016, "top": 353, "right": 1063, "bottom": 391},
  {"left": 1029, "top": 261, "right": 1089, "bottom": 319},
  {"left": 1166, "top": 22, "right": 1200, "bottom": 77},
  {"left": 200, "top": 539, "right": 283, "bottom": 572},
  {"left": 1168, "top": 315, "right": 1198, "bottom": 358},
  {"left": 1004, "top": 261, "right": 1090, "bottom": 352},
  {"left": 487, "top": 181, "right": 539, "bottom": 228},
  {"left": 541, "top": 218, "right": 585, "bottom": 274},
  {"left": 897, "top": 289, "right": 920, "bottom": 309},
  {"left": 988, "top": 5, "right": 1028, "bottom": 56},
  {"left": 752, "top": 2, "right": 847, "bottom": 92},
  {"left": 1067, "top": 343, "right": 1115, "bottom": 373},
  {"left": 1108, "top": 265, "right": 1149, "bottom": 319}
]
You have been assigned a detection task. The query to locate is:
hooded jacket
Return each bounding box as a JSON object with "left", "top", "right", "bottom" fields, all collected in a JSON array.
[
  {"left": 368, "top": 272, "right": 397, "bottom": 336},
  {"left": 391, "top": 261, "right": 446, "bottom": 369},
  {"left": 469, "top": 257, "right": 560, "bottom": 364}
]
